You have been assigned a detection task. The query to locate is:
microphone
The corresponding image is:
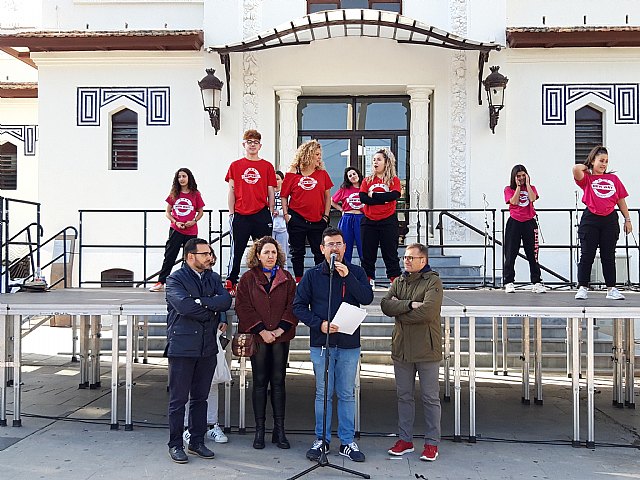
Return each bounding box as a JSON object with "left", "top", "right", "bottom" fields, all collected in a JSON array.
[{"left": 330, "top": 252, "right": 337, "bottom": 271}]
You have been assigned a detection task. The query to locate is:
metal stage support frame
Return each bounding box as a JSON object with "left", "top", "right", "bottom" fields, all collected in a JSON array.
[{"left": 0, "top": 289, "right": 638, "bottom": 449}]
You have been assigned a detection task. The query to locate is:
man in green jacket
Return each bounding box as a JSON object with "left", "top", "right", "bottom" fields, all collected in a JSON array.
[{"left": 380, "top": 242, "right": 443, "bottom": 462}]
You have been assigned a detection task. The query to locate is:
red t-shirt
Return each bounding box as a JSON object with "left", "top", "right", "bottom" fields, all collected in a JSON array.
[
  {"left": 166, "top": 190, "right": 205, "bottom": 236},
  {"left": 281, "top": 169, "right": 333, "bottom": 222},
  {"left": 360, "top": 176, "right": 401, "bottom": 221},
  {"left": 504, "top": 185, "right": 538, "bottom": 222},
  {"left": 332, "top": 185, "right": 363, "bottom": 213},
  {"left": 575, "top": 171, "right": 628, "bottom": 216},
  {"left": 225, "top": 158, "right": 277, "bottom": 215}
]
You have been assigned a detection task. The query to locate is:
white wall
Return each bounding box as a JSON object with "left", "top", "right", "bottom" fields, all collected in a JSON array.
[
  {"left": 41, "top": 0, "right": 203, "bottom": 30},
  {"left": 0, "top": 98, "right": 39, "bottom": 203},
  {"left": 507, "top": 0, "right": 640, "bottom": 27}
]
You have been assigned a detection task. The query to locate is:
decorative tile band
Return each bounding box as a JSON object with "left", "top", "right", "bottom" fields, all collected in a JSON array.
[
  {"left": 77, "top": 86, "right": 170, "bottom": 126},
  {"left": 542, "top": 83, "right": 638, "bottom": 125},
  {"left": 0, "top": 125, "right": 38, "bottom": 156}
]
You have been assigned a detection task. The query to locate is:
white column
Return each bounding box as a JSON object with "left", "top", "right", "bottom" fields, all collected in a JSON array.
[
  {"left": 406, "top": 86, "right": 433, "bottom": 244},
  {"left": 275, "top": 87, "right": 302, "bottom": 171}
]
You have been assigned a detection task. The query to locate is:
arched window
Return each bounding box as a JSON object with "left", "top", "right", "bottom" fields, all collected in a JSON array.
[
  {"left": 307, "top": 0, "right": 401, "bottom": 14},
  {"left": 574, "top": 105, "right": 603, "bottom": 164},
  {"left": 0, "top": 142, "right": 18, "bottom": 190},
  {"left": 111, "top": 109, "right": 138, "bottom": 170}
]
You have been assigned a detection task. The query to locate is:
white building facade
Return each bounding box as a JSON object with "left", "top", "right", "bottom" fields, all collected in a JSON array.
[{"left": 1, "top": 0, "right": 639, "bottom": 287}]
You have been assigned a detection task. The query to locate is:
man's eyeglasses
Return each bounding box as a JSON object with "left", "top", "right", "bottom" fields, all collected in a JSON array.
[
  {"left": 403, "top": 256, "right": 425, "bottom": 262},
  {"left": 194, "top": 251, "right": 214, "bottom": 257},
  {"left": 324, "top": 242, "right": 344, "bottom": 248},
  {"left": 244, "top": 140, "right": 261, "bottom": 146}
]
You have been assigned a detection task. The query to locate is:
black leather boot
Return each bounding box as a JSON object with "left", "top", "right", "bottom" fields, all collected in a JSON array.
[
  {"left": 253, "top": 418, "right": 265, "bottom": 449},
  {"left": 272, "top": 416, "right": 290, "bottom": 449}
]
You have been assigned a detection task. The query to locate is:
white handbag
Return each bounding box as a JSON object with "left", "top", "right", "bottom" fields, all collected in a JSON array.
[{"left": 212, "top": 333, "right": 232, "bottom": 384}]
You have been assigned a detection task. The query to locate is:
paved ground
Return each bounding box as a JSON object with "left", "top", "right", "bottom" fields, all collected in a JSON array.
[{"left": 0, "top": 325, "right": 638, "bottom": 479}]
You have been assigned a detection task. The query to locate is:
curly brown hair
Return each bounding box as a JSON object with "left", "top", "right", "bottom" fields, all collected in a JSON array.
[
  {"left": 289, "top": 139, "right": 324, "bottom": 173},
  {"left": 246, "top": 236, "right": 286, "bottom": 269}
]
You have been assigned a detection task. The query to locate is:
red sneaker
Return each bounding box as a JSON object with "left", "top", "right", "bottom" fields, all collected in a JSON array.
[
  {"left": 224, "top": 279, "right": 236, "bottom": 297},
  {"left": 420, "top": 444, "right": 438, "bottom": 461},
  {"left": 388, "top": 439, "right": 414, "bottom": 456}
]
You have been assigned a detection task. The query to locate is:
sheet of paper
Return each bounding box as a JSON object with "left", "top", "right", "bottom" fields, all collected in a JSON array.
[{"left": 331, "top": 302, "right": 368, "bottom": 335}]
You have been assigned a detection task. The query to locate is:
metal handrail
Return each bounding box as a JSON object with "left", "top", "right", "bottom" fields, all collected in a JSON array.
[
  {"left": 78, "top": 209, "right": 215, "bottom": 287},
  {"left": 0, "top": 197, "right": 42, "bottom": 292}
]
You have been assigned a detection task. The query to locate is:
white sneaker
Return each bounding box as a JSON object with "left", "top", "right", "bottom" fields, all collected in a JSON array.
[
  {"left": 606, "top": 287, "right": 625, "bottom": 300},
  {"left": 182, "top": 429, "right": 191, "bottom": 444},
  {"left": 531, "top": 283, "right": 547, "bottom": 294},
  {"left": 575, "top": 286, "right": 588, "bottom": 300},
  {"left": 149, "top": 281, "right": 164, "bottom": 292},
  {"left": 206, "top": 423, "right": 228, "bottom": 443},
  {"left": 504, "top": 283, "right": 516, "bottom": 293}
]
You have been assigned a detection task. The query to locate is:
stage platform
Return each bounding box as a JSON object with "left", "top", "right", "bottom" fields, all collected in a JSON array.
[
  {"left": 0, "top": 287, "right": 638, "bottom": 449},
  {"left": 2, "top": 345, "right": 639, "bottom": 479}
]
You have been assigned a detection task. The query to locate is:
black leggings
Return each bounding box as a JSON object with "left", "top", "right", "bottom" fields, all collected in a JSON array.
[
  {"left": 360, "top": 214, "right": 401, "bottom": 280},
  {"left": 502, "top": 217, "right": 541, "bottom": 285},
  {"left": 250, "top": 341, "right": 290, "bottom": 421},
  {"left": 577, "top": 209, "right": 620, "bottom": 287}
]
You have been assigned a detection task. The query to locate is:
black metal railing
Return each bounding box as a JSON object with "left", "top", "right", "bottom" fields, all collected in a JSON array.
[
  {"left": 78, "top": 209, "right": 216, "bottom": 287},
  {"left": 76, "top": 206, "right": 640, "bottom": 289},
  {"left": 0, "top": 197, "right": 41, "bottom": 292}
]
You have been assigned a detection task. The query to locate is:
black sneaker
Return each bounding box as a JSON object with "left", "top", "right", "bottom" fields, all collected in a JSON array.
[
  {"left": 306, "top": 439, "right": 329, "bottom": 461},
  {"left": 188, "top": 443, "right": 215, "bottom": 459},
  {"left": 169, "top": 446, "right": 188, "bottom": 464},
  {"left": 339, "top": 442, "right": 365, "bottom": 462}
]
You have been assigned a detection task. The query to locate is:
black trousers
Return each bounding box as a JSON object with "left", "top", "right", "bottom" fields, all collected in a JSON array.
[
  {"left": 502, "top": 217, "right": 541, "bottom": 285},
  {"left": 287, "top": 210, "right": 326, "bottom": 278},
  {"left": 250, "top": 341, "right": 290, "bottom": 422},
  {"left": 577, "top": 209, "right": 620, "bottom": 287},
  {"left": 167, "top": 355, "right": 217, "bottom": 448},
  {"left": 360, "top": 214, "right": 401, "bottom": 280},
  {"left": 158, "top": 229, "right": 196, "bottom": 284},
  {"left": 228, "top": 208, "right": 273, "bottom": 283}
]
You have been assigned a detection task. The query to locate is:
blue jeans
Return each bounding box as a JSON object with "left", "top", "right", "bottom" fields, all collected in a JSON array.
[{"left": 310, "top": 346, "right": 360, "bottom": 445}]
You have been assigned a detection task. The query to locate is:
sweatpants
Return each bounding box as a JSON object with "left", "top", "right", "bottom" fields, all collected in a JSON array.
[
  {"left": 577, "top": 209, "right": 620, "bottom": 287},
  {"left": 502, "top": 217, "right": 541, "bottom": 285},
  {"left": 393, "top": 359, "right": 441, "bottom": 445},
  {"left": 158, "top": 228, "right": 196, "bottom": 284},
  {"left": 360, "top": 213, "right": 401, "bottom": 280},
  {"left": 227, "top": 208, "right": 273, "bottom": 284},
  {"left": 338, "top": 213, "right": 363, "bottom": 264},
  {"left": 287, "top": 210, "right": 326, "bottom": 278}
]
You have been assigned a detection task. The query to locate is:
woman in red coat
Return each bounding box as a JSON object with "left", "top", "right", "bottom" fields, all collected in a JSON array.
[{"left": 235, "top": 236, "right": 298, "bottom": 449}]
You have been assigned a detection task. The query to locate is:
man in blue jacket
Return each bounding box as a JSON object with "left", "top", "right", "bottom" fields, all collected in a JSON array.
[
  {"left": 294, "top": 227, "right": 373, "bottom": 463},
  {"left": 165, "top": 238, "right": 232, "bottom": 463}
]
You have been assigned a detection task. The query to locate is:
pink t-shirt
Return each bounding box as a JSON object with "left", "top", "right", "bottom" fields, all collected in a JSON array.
[
  {"left": 332, "top": 185, "right": 363, "bottom": 213},
  {"left": 166, "top": 190, "right": 205, "bottom": 236},
  {"left": 504, "top": 185, "right": 538, "bottom": 222},
  {"left": 575, "top": 171, "right": 628, "bottom": 216}
]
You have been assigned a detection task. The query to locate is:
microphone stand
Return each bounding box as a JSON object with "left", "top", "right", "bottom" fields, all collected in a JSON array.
[{"left": 288, "top": 255, "right": 370, "bottom": 480}]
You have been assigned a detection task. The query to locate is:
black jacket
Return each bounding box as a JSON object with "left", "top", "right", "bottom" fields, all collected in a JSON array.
[{"left": 165, "top": 264, "right": 232, "bottom": 358}]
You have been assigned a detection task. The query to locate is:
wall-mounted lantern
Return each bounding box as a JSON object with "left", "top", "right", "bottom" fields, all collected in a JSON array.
[
  {"left": 483, "top": 66, "right": 508, "bottom": 134},
  {"left": 198, "top": 68, "right": 224, "bottom": 134}
]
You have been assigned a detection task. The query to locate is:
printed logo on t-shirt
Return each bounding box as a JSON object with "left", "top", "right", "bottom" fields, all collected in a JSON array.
[
  {"left": 298, "top": 176, "right": 318, "bottom": 191},
  {"left": 241, "top": 167, "right": 261, "bottom": 184},
  {"left": 518, "top": 191, "right": 530, "bottom": 207},
  {"left": 173, "top": 198, "right": 194, "bottom": 217},
  {"left": 591, "top": 178, "right": 616, "bottom": 199},
  {"left": 368, "top": 183, "right": 390, "bottom": 194},
  {"left": 345, "top": 192, "right": 362, "bottom": 209}
]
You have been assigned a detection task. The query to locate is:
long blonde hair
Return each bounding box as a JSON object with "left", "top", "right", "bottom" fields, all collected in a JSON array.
[
  {"left": 366, "top": 148, "right": 397, "bottom": 185},
  {"left": 289, "top": 140, "right": 325, "bottom": 173}
]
